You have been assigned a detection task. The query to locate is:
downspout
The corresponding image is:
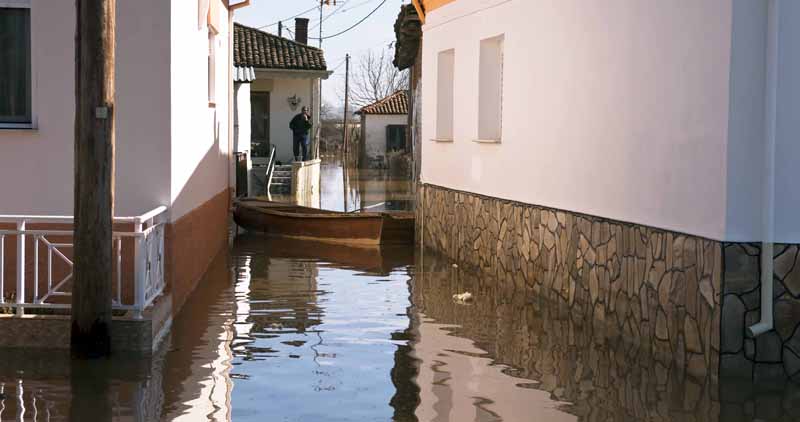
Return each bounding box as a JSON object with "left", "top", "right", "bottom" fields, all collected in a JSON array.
[{"left": 748, "top": 0, "right": 780, "bottom": 338}]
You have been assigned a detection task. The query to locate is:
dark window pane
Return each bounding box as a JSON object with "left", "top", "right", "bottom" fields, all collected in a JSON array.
[{"left": 0, "top": 8, "right": 31, "bottom": 124}]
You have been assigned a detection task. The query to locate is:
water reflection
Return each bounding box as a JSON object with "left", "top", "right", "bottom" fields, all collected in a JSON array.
[
  {"left": 0, "top": 238, "right": 799, "bottom": 420},
  {"left": 316, "top": 158, "right": 415, "bottom": 212}
]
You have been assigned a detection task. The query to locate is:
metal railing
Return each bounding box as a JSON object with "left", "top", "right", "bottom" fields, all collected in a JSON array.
[
  {"left": 264, "top": 145, "right": 277, "bottom": 198},
  {"left": 0, "top": 206, "right": 168, "bottom": 318}
]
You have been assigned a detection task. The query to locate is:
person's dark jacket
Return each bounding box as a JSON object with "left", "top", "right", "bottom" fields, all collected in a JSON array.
[{"left": 289, "top": 113, "right": 312, "bottom": 137}]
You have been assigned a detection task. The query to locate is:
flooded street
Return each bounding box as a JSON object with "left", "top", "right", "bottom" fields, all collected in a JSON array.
[{"left": 0, "top": 161, "right": 798, "bottom": 421}]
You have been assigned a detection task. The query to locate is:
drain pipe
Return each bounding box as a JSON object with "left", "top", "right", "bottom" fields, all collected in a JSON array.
[{"left": 748, "top": 0, "right": 780, "bottom": 338}]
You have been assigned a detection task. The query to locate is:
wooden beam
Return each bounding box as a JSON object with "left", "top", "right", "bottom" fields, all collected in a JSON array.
[{"left": 72, "top": 0, "right": 115, "bottom": 359}]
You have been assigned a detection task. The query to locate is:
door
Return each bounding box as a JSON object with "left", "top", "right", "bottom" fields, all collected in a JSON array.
[{"left": 251, "top": 91, "right": 270, "bottom": 157}]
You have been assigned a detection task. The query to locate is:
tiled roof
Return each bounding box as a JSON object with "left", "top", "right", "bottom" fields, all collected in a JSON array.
[
  {"left": 233, "top": 23, "right": 327, "bottom": 71},
  {"left": 357, "top": 91, "right": 409, "bottom": 115}
]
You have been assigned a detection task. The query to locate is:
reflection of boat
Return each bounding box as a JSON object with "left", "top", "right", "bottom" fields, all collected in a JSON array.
[
  {"left": 234, "top": 235, "right": 414, "bottom": 275},
  {"left": 233, "top": 199, "right": 414, "bottom": 246}
]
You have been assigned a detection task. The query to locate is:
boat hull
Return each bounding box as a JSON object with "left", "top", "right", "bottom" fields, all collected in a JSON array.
[{"left": 233, "top": 200, "right": 414, "bottom": 246}]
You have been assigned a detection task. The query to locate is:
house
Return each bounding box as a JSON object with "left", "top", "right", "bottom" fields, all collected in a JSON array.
[
  {"left": 355, "top": 90, "right": 409, "bottom": 168},
  {"left": 0, "top": 0, "right": 250, "bottom": 350},
  {"left": 410, "top": 0, "right": 800, "bottom": 383},
  {"left": 232, "top": 19, "right": 331, "bottom": 196}
]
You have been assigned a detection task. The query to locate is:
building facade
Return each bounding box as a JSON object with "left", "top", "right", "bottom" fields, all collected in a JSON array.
[
  {"left": 233, "top": 20, "right": 330, "bottom": 197},
  {"left": 356, "top": 90, "right": 409, "bottom": 168},
  {"left": 0, "top": 0, "right": 249, "bottom": 349},
  {"left": 411, "top": 0, "right": 800, "bottom": 383}
]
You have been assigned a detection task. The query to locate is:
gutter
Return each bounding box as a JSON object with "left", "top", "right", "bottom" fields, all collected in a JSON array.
[
  {"left": 748, "top": 0, "right": 780, "bottom": 338},
  {"left": 253, "top": 68, "right": 334, "bottom": 81}
]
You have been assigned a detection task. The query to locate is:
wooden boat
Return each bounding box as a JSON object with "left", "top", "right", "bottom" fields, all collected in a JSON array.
[{"left": 233, "top": 199, "right": 415, "bottom": 246}]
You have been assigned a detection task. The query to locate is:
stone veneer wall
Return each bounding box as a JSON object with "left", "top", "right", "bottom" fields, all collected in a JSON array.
[
  {"left": 722, "top": 244, "right": 800, "bottom": 383},
  {"left": 417, "top": 183, "right": 723, "bottom": 382}
]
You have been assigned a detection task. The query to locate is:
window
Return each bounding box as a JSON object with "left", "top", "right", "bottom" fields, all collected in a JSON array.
[
  {"left": 478, "top": 35, "right": 504, "bottom": 142},
  {"left": 208, "top": 30, "right": 216, "bottom": 104},
  {"left": 435, "top": 49, "right": 455, "bottom": 141},
  {"left": 0, "top": 5, "right": 32, "bottom": 126},
  {"left": 386, "top": 124, "right": 407, "bottom": 152}
]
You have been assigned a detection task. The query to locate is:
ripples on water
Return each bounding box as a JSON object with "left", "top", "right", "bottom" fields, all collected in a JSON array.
[{"left": 0, "top": 238, "right": 799, "bottom": 421}]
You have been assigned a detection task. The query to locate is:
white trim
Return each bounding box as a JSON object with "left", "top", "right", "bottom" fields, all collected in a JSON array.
[
  {"left": 0, "top": 1, "right": 31, "bottom": 8},
  {"left": 430, "top": 138, "right": 453, "bottom": 143},
  {"left": 0, "top": 123, "right": 36, "bottom": 130},
  {"left": 472, "top": 139, "right": 501, "bottom": 144},
  {"left": 254, "top": 68, "right": 332, "bottom": 80}
]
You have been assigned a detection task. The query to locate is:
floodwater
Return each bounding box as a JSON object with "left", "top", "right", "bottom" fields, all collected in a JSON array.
[{"left": 0, "top": 161, "right": 798, "bottom": 421}]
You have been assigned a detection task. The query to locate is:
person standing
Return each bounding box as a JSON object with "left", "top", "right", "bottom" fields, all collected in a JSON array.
[{"left": 289, "top": 106, "right": 313, "bottom": 161}]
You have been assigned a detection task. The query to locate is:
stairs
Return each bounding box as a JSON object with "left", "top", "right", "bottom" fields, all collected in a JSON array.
[{"left": 269, "top": 164, "right": 292, "bottom": 195}]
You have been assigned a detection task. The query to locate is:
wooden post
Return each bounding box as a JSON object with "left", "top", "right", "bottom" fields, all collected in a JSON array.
[
  {"left": 72, "top": 0, "right": 116, "bottom": 358},
  {"left": 342, "top": 53, "right": 350, "bottom": 156}
]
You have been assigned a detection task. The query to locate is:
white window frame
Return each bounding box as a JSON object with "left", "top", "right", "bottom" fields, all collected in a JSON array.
[
  {"left": 0, "top": 0, "right": 35, "bottom": 130},
  {"left": 208, "top": 29, "right": 217, "bottom": 105},
  {"left": 476, "top": 34, "right": 504, "bottom": 144},
  {"left": 433, "top": 48, "right": 455, "bottom": 143}
]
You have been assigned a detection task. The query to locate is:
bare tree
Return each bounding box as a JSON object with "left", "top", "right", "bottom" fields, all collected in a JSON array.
[{"left": 343, "top": 48, "right": 409, "bottom": 108}]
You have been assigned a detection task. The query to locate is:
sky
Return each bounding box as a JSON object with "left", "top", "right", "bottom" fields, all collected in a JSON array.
[{"left": 235, "top": 0, "right": 411, "bottom": 107}]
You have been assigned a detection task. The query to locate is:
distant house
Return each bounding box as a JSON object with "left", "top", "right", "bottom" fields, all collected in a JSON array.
[
  {"left": 0, "top": 0, "right": 250, "bottom": 349},
  {"left": 355, "top": 90, "right": 409, "bottom": 168},
  {"left": 233, "top": 19, "right": 331, "bottom": 195}
]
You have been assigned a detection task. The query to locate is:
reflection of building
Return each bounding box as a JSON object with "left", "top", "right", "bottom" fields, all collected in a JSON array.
[
  {"left": 233, "top": 19, "right": 332, "bottom": 196},
  {"left": 356, "top": 91, "right": 409, "bottom": 169},
  {"left": 409, "top": 250, "right": 800, "bottom": 422},
  {"left": 409, "top": 0, "right": 800, "bottom": 383}
]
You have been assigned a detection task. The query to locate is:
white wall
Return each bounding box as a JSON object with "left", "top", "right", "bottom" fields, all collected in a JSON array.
[
  {"left": 421, "top": 0, "right": 739, "bottom": 241},
  {"left": 364, "top": 114, "right": 408, "bottom": 161},
  {"left": 169, "top": 0, "right": 231, "bottom": 221},
  {"left": 233, "top": 82, "right": 251, "bottom": 155},
  {"left": 251, "top": 75, "right": 315, "bottom": 164},
  {"left": 0, "top": 0, "right": 171, "bottom": 217}
]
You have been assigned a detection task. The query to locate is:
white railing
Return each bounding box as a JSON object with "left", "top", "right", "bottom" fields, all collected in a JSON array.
[{"left": 0, "top": 206, "right": 168, "bottom": 318}]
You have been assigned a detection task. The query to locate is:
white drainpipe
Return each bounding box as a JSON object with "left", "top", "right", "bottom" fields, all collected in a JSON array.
[{"left": 748, "top": 0, "right": 780, "bottom": 338}]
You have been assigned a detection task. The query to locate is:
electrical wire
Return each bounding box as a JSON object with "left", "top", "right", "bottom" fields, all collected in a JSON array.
[
  {"left": 258, "top": 3, "right": 320, "bottom": 30},
  {"left": 309, "top": 0, "right": 350, "bottom": 31},
  {"left": 309, "top": 0, "right": 388, "bottom": 41}
]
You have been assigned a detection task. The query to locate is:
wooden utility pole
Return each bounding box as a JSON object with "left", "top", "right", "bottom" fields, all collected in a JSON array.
[
  {"left": 342, "top": 53, "right": 350, "bottom": 155},
  {"left": 72, "top": 0, "right": 116, "bottom": 358}
]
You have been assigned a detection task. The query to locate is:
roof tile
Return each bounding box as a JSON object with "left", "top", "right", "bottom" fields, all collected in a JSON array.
[
  {"left": 358, "top": 91, "right": 409, "bottom": 115},
  {"left": 234, "top": 23, "right": 327, "bottom": 71}
]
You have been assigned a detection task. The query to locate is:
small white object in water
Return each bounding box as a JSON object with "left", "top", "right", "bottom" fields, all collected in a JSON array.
[{"left": 452, "top": 292, "right": 473, "bottom": 303}]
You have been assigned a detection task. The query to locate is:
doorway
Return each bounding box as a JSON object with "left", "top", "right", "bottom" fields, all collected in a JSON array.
[{"left": 251, "top": 91, "right": 270, "bottom": 157}]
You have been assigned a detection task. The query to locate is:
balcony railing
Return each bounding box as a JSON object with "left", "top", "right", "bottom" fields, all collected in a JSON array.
[{"left": 0, "top": 206, "right": 168, "bottom": 318}]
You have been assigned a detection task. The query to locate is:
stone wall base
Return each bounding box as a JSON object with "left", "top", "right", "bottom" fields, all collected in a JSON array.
[
  {"left": 416, "top": 183, "right": 800, "bottom": 384},
  {"left": 0, "top": 291, "right": 172, "bottom": 353}
]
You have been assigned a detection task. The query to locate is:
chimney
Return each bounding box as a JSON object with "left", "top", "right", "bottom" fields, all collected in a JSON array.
[{"left": 295, "top": 18, "right": 309, "bottom": 45}]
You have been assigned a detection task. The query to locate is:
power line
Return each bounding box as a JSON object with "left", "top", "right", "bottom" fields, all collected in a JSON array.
[
  {"left": 310, "top": 0, "right": 350, "bottom": 31},
  {"left": 309, "top": 0, "right": 388, "bottom": 41},
  {"left": 258, "top": 3, "right": 319, "bottom": 29}
]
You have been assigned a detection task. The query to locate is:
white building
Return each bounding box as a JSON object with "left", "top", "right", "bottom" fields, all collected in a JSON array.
[
  {"left": 0, "top": 0, "right": 250, "bottom": 347},
  {"left": 356, "top": 90, "right": 409, "bottom": 168},
  {"left": 232, "top": 20, "right": 331, "bottom": 195},
  {"left": 410, "top": 0, "right": 800, "bottom": 382}
]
